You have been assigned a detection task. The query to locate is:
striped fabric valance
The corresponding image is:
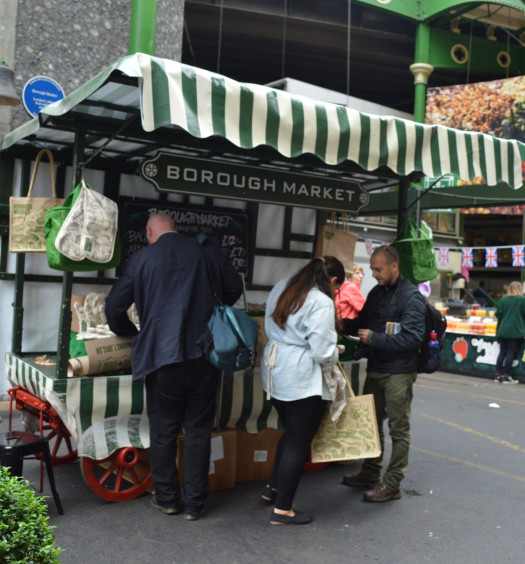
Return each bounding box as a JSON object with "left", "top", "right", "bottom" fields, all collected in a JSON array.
[
  {"left": 3, "top": 53, "right": 524, "bottom": 188},
  {"left": 136, "top": 54, "right": 525, "bottom": 188}
]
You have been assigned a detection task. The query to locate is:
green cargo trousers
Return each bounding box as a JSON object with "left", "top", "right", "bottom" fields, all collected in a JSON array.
[{"left": 359, "top": 370, "right": 417, "bottom": 491}]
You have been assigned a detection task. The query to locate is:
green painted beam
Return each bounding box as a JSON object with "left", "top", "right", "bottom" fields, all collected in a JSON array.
[
  {"left": 429, "top": 28, "right": 524, "bottom": 74},
  {"left": 352, "top": 0, "right": 525, "bottom": 23},
  {"left": 364, "top": 182, "right": 525, "bottom": 214},
  {"left": 426, "top": 0, "right": 525, "bottom": 21}
]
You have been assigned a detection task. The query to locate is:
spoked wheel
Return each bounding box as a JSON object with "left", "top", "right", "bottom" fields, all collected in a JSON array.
[
  {"left": 19, "top": 407, "right": 78, "bottom": 466},
  {"left": 80, "top": 447, "right": 152, "bottom": 502},
  {"left": 43, "top": 424, "right": 78, "bottom": 466}
]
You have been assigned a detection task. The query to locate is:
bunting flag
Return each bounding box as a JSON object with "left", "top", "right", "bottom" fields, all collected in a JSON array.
[
  {"left": 462, "top": 248, "right": 473, "bottom": 268},
  {"left": 512, "top": 245, "right": 525, "bottom": 267},
  {"left": 485, "top": 247, "right": 498, "bottom": 268},
  {"left": 438, "top": 247, "right": 449, "bottom": 267},
  {"left": 365, "top": 239, "right": 374, "bottom": 256}
]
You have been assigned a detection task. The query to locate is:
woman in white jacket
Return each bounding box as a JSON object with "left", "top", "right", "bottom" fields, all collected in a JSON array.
[{"left": 261, "top": 255, "right": 345, "bottom": 525}]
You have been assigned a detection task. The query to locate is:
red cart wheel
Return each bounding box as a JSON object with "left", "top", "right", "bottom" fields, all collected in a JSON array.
[
  {"left": 80, "top": 447, "right": 152, "bottom": 502},
  {"left": 44, "top": 426, "right": 78, "bottom": 466}
]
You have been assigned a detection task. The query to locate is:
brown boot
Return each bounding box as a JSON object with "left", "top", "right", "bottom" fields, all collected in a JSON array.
[
  {"left": 342, "top": 472, "right": 380, "bottom": 488},
  {"left": 363, "top": 483, "right": 401, "bottom": 502}
]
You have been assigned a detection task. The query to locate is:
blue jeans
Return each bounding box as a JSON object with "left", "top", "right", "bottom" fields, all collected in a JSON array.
[{"left": 359, "top": 371, "right": 417, "bottom": 491}]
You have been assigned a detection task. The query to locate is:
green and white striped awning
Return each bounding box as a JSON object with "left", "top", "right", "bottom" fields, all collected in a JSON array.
[{"left": 3, "top": 52, "right": 525, "bottom": 188}]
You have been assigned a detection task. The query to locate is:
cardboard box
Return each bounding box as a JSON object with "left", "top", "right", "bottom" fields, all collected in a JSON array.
[
  {"left": 177, "top": 429, "right": 237, "bottom": 492},
  {"left": 235, "top": 428, "right": 282, "bottom": 483}
]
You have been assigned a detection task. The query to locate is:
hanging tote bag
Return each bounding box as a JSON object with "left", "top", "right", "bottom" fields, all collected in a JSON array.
[
  {"left": 315, "top": 213, "right": 358, "bottom": 272},
  {"left": 311, "top": 363, "right": 381, "bottom": 463},
  {"left": 391, "top": 219, "right": 438, "bottom": 284},
  {"left": 9, "top": 148, "right": 64, "bottom": 253},
  {"left": 44, "top": 180, "right": 121, "bottom": 272}
]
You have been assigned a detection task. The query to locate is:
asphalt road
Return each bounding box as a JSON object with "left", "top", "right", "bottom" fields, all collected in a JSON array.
[{"left": 2, "top": 370, "right": 524, "bottom": 564}]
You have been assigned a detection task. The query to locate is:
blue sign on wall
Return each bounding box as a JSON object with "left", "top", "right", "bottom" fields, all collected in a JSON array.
[{"left": 22, "top": 76, "right": 65, "bottom": 118}]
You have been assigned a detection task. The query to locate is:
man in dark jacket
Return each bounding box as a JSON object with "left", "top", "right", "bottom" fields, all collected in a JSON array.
[
  {"left": 105, "top": 213, "right": 242, "bottom": 520},
  {"left": 341, "top": 245, "right": 425, "bottom": 502}
]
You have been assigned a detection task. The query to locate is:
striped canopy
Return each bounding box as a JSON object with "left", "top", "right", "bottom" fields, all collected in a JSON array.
[{"left": 3, "top": 52, "right": 525, "bottom": 188}]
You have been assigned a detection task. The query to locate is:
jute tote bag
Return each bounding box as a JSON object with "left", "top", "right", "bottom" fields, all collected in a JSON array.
[
  {"left": 315, "top": 214, "right": 358, "bottom": 272},
  {"left": 311, "top": 363, "right": 381, "bottom": 463},
  {"left": 9, "top": 148, "right": 64, "bottom": 253}
]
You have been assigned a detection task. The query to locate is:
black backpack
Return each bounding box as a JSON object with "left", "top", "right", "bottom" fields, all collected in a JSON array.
[{"left": 417, "top": 302, "right": 447, "bottom": 374}]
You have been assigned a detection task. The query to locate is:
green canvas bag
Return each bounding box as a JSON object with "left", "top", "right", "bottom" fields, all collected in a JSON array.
[
  {"left": 392, "top": 220, "right": 438, "bottom": 284},
  {"left": 44, "top": 181, "right": 121, "bottom": 272}
]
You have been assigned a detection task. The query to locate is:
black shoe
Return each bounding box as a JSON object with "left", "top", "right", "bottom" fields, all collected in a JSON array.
[
  {"left": 261, "top": 485, "right": 277, "bottom": 505},
  {"left": 270, "top": 510, "right": 312, "bottom": 525},
  {"left": 150, "top": 495, "right": 184, "bottom": 515},
  {"left": 184, "top": 505, "right": 206, "bottom": 521},
  {"left": 502, "top": 376, "right": 519, "bottom": 384}
]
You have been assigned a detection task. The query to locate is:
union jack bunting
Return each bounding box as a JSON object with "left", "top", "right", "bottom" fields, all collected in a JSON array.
[
  {"left": 438, "top": 247, "right": 449, "bottom": 267},
  {"left": 462, "top": 248, "right": 473, "bottom": 268},
  {"left": 485, "top": 247, "right": 498, "bottom": 268},
  {"left": 365, "top": 239, "right": 374, "bottom": 256},
  {"left": 512, "top": 245, "right": 525, "bottom": 267}
]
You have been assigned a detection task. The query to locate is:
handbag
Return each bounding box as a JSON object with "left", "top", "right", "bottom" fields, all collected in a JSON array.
[
  {"left": 391, "top": 219, "right": 438, "bottom": 284},
  {"left": 199, "top": 237, "right": 258, "bottom": 371},
  {"left": 310, "top": 363, "right": 381, "bottom": 463},
  {"left": 315, "top": 213, "right": 358, "bottom": 272},
  {"left": 9, "top": 148, "right": 64, "bottom": 253},
  {"left": 44, "top": 180, "right": 121, "bottom": 271}
]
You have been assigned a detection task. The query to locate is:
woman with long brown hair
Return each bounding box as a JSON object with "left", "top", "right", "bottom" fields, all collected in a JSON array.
[
  {"left": 494, "top": 280, "right": 525, "bottom": 384},
  {"left": 261, "top": 255, "right": 345, "bottom": 525}
]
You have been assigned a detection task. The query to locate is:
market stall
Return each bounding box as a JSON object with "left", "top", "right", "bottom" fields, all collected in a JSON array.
[
  {"left": 440, "top": 305, "right": 524, "bottom": 382},
  {"left": 2, "top": 53, "right": 525, "bottom": 501}
]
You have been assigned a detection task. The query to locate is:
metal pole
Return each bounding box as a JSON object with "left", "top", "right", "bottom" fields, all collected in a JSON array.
[
  {"left": 410, "top": 23, "right": 433, "bottom": 124},
  {"left": 129, "top": 0, "right": 157, "bottom": 56}
]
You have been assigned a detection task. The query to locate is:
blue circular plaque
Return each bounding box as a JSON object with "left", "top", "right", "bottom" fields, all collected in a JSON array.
[{"left": 22, "top": 76, "right": 65, "bottom": 118}]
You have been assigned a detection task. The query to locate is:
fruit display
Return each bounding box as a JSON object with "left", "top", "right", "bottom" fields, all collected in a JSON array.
[{"left": 446, "top": 314, "right": 497, "bottom": 336}]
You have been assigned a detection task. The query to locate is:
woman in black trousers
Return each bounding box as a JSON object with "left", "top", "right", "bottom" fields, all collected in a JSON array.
[{"left": 261, "top": 256, "right": 345, "bottom": 525}]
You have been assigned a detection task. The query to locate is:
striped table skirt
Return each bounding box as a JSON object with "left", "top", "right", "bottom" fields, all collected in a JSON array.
[{"left": 5, "top": 353, "right": 279, "bottom": 460}]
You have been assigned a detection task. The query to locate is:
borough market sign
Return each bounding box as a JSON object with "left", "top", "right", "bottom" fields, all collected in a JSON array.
[{"left": 140, "top": 153, "right": 369, "bottom": 213}]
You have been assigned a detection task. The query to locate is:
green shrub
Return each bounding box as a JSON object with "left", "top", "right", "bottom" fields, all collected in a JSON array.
[{"left": 0, "top": 465, "right": 63, "bottom": 563}]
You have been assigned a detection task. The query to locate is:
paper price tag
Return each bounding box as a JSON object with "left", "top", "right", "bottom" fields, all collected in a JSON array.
[{"left": 253, "top": 450, "right": 268, "bottom": 462}]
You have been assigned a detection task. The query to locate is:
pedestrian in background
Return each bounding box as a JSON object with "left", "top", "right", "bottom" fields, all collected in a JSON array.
[
  {"left": 105, "top": 214, "right": 242, "bottom": 520},
  {"left": 335, "top": 263, "right": 366, "bottom": 319},
  {"left": 494, "top": 281, "right": 525, "bottom": 384},
  {"left": 261, "top": 256, "right": 345, "bottom": 525},
  {"left": 340, "top": 245, "right": 425, "bottom": 502}
]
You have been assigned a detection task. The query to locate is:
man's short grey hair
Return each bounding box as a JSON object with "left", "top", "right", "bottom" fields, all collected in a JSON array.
[{"left": 371, "top": 245, "right": 399, "bottom": 265}]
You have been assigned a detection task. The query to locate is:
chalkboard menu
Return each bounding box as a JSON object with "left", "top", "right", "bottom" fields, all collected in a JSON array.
[{"left": 119, "top": 197, "right": 250, "bottom": 277}]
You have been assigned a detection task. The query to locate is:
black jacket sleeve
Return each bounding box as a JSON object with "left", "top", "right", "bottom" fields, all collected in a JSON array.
[{"left": 203, "top": 241, "right": 243, "bottom": 306}]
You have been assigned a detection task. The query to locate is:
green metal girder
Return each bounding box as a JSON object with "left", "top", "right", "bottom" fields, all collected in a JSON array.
[
  {"left": 353, "top": 0, "right": 525, "bottom": 23},
  {"left": 429, "top": 27, "right": 524, "bottom": 73},
  {"left": 426, "top": 0, "right": 525, "bottom": 21},
  {"left": 365, "top": 182, "right": 525, "bottom": 214}
]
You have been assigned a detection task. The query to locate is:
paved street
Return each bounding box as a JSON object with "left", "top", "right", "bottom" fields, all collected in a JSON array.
[{"left": 2, "top": 370, "right": 524, "bottom": 563}]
